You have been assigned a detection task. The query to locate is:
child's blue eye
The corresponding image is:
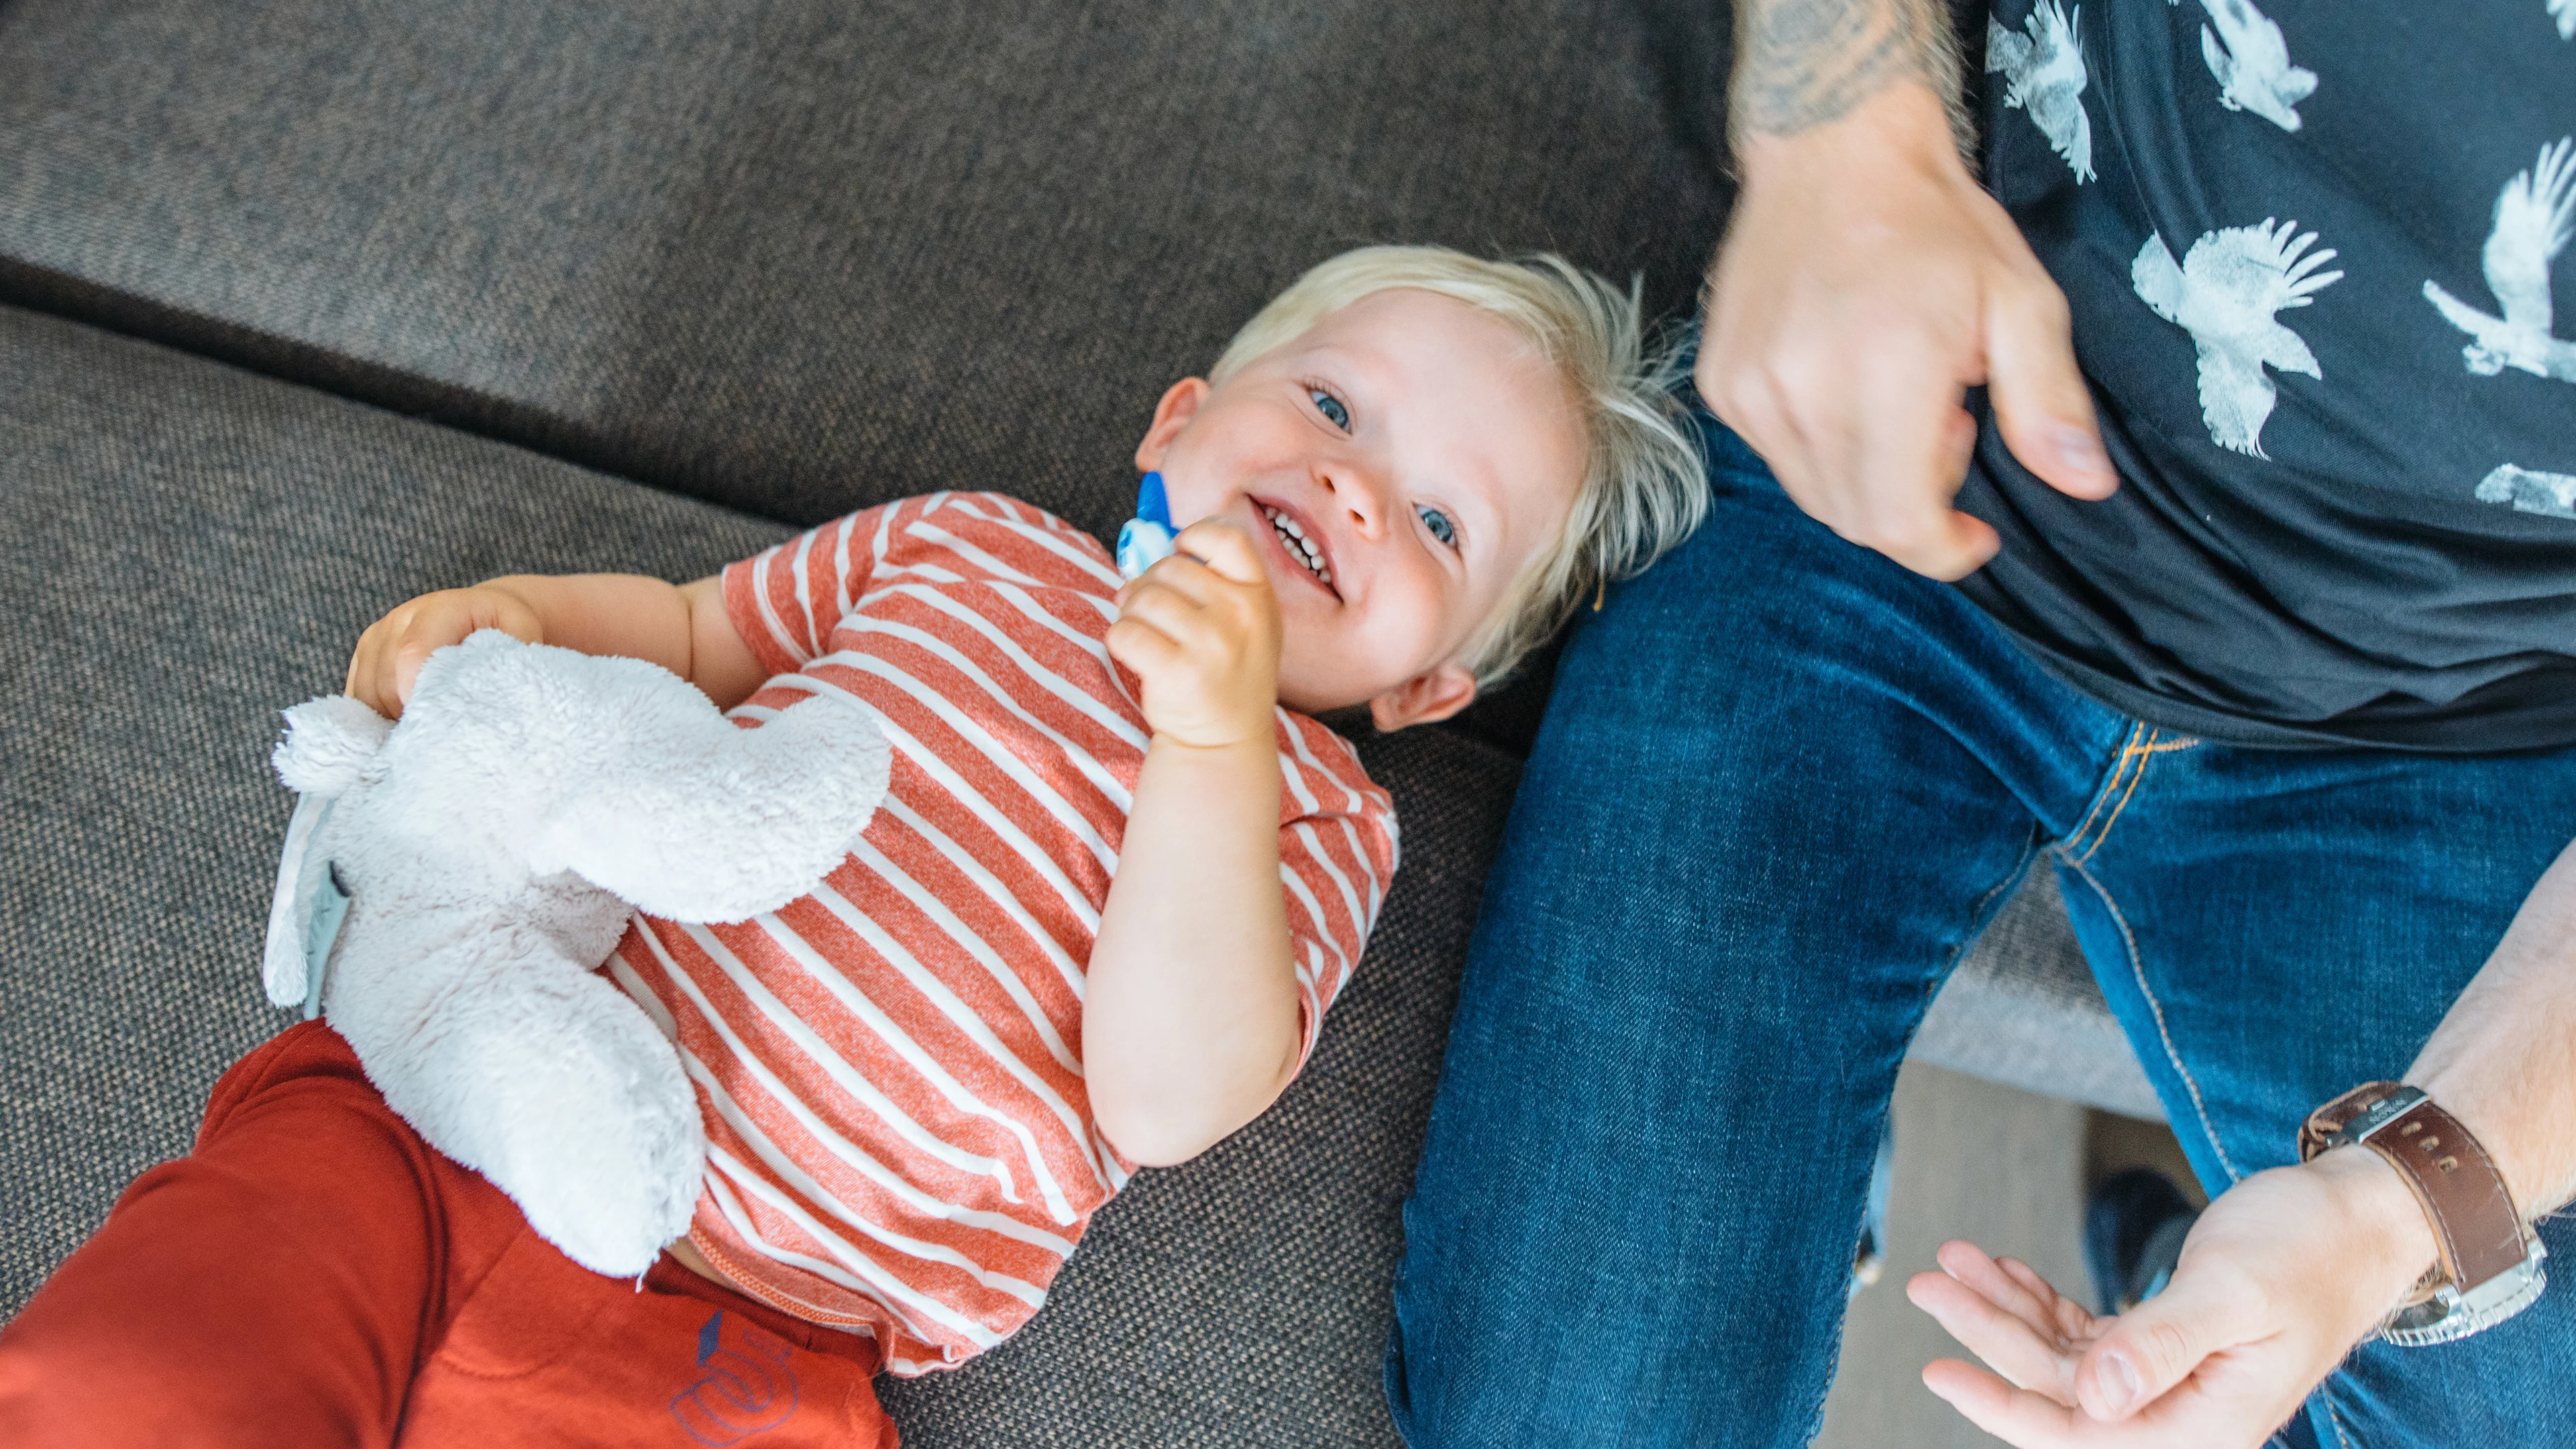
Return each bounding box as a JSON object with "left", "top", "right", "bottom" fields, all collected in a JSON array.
[
  {"left": 1419, "top": 506, "right": 1457, "bottom": 549},
  {"left": 1309, "top": 387, "right": 1351, "bottom": 431}
]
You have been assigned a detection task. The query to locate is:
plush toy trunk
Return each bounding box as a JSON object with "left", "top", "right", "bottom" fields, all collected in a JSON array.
[{"left": 0, "top": 1, "right": 2152, "bottom": 1444}]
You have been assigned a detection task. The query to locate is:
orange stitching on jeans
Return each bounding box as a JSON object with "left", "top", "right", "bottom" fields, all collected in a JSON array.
[
  {"left": 2058, "top": 854, "right": 2242, "bottom": 1183},
  {"left": 2126, "top": 739, "right": 2199, "bottom": 755},
  {"left": 2066, "top": 723, "right": 2146, "bottom": 848},
  {"left": 2073, "top": 729, "right": 2193, "bottom": 864}
]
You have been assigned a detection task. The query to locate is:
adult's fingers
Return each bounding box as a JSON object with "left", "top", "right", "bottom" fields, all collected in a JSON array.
[
  {"left": 1923, "top": 1359, "right": 2106, "bottom": 1448},
  {"left": 1931, "top": 1243, "right": 2063, "bottom": 1340},
  {"left": 2074, "top": 1260, "right": 2263, "bottom": 1424},
  {"left": 1695, "top": 344, "right": 1813, "bottom": 504},
  {"left": 1993, "top": 1254, "right": 2099, "bottom": 1342},
  {"left": 1733, "top": 372, "right": 1823, "bottom": 526},
  {"left": 1907, "top": 1268, "right": 2079, "bottom": 1400},
  {"left": 1847, "top": 344, "right": 1999, "bottom": 580},
  {"left": 1984, "top": 271, "right": 2118, "bottom": 502}
]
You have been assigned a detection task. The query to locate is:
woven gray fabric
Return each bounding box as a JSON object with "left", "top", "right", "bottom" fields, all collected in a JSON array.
[
  {"left": 1920, "top": 873, "right": 2164, "bottom": 1121},
  {"left": 0, "top": 0, "right": 1732, "bottom": 543},
  {"left": 0, "top": 307, "right": 1530, "bottom": 1447}
]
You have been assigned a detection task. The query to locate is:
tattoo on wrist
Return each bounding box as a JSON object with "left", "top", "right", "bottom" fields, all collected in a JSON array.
[{"left": 1731, "top": 0, "right": 1968, "bottom": 151}]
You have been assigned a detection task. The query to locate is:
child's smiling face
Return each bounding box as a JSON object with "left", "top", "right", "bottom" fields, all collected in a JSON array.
[{"left": 1134, "top": 288, "right": 1587, "bottom": 729}]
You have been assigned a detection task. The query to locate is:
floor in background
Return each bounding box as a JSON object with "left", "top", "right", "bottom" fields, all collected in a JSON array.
[{"left": 1815, "top": 1062, "right": 2096, "bottom": 1449}]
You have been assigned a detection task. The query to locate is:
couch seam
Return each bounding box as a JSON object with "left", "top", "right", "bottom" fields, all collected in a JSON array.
[{"left": 0, "top": 255, "right": 799, "bottom": 529}]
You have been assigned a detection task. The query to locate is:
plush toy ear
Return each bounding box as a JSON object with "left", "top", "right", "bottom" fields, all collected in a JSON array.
[
  {"left": 272, "top": 695, "right": 392, "bottom": 796},
  {"left": 261, "top": 695, "right": 388, "bottom": 1010}
]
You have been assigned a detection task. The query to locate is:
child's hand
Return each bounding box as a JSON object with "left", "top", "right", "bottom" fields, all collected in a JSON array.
[
  {"left": 345, "top": 586, "right": 544, "bottom": 717},
  {"left": 1108, "top": 522, "right": 1281, "bottom": 751}
]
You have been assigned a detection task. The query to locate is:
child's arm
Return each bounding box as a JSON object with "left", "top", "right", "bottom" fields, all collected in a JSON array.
[
  {"left": 344, "top": 574, "right": 766, "bottom": 717},
  {"left": 1087, "top": 523, "right": 1301, "bottom": 1167}
]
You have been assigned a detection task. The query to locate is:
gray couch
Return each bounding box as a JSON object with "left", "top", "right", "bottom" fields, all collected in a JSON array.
[{"left": 0, "top": 1, "right": 2156, "bottom": 1442}]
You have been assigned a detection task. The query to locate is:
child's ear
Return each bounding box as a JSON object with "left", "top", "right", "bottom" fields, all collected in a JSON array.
[
  {"left": 1135, "top": 378, "right": 1212, "bottom": 472},
  {"left": 1367, "top": 664, "right": 1479, "bottom": 732}
]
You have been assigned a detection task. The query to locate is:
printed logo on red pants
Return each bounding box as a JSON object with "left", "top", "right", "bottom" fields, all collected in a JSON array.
[{"left": 671, "top": 1310, "right": 800, "bottom": 1445}]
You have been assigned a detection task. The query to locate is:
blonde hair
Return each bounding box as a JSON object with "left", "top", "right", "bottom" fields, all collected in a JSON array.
[{"left": 1212, "top": 246, "right": 1706, "bottom": 689}]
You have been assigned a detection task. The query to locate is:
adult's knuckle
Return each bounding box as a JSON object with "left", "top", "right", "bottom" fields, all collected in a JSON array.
[
  {"left": 1854, "top": 512, "right": 1929, "bottom": 555},
  {"left": 2228, "top": 1270, "right": 2281, "bottom": 1331},
  {"left": 1699, "top": 379, "right": 1753, "bottom": 434},
  {"left": 1703, "top": 352, "right": 1778, "bottom": 408},
  {"left": 1770, "top": 339, "right": 1845, "bottom": 396},
  {"left": 1999, "top": 272, "right": 2072, "bottom": 328},
  {"left": 2135, "top": 1316, "right": 2196, "bottom": 1377}
]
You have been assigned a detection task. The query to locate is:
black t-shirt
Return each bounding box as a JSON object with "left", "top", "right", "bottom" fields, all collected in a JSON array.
[{"left": 1957, "top": 0, "right": 2576, "bottom": 751}]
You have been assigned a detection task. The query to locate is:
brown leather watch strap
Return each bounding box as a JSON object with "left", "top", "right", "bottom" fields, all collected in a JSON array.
[{"left": 2299, "top": 1083, "right": 2530, "bottom": 1296}]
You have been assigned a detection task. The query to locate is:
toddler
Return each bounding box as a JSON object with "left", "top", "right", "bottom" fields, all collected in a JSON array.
[{"left": 0, "top": 246, "right": 1705, "bottom": 1446}]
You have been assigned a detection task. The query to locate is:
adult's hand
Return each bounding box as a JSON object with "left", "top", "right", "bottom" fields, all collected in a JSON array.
[
  {"left": 1699, "top": 80, "right": 2118, "bottom": 580},
  {"left": 1905, "top": 1147, "right": 2436, "bottom": 1447}
]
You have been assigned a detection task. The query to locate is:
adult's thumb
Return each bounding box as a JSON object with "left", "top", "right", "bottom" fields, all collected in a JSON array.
[
  {"left": 1984, "top": 278, "right": 2119, "bottom": 502},
  {"left": 2076, "top": 1269, "right": 2254, "bottom": 1423}
]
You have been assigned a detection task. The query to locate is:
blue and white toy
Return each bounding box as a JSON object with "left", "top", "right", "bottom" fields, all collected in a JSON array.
[{"left": 1116, "top": 471, "right": 1179, "bottom": 580}]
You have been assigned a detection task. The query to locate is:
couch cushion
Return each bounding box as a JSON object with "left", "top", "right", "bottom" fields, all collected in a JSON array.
[
  {"left": 0, "top": 0, "right": 1732, "bottom": 545},
  {"left": 0, "top": 306, "right": 1525, "bottom": 1446}
]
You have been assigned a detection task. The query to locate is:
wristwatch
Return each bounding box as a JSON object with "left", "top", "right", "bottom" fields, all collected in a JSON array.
[{"left": 2298, "top": 1083, "right": 2548, "bottom": 1346}]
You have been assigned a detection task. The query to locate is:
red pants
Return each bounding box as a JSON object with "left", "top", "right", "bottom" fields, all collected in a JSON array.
[{"left": 0, "top": 1021, "right": 896, "bottom": 1448}]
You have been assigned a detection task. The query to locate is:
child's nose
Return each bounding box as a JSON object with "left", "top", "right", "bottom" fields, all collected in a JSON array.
[{"left": 1317, "top": 460, "right": 1387, "bottom": 537}]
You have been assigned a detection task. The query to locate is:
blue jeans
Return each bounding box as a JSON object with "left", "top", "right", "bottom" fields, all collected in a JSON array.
[{"left": 1384, "top": 420, "right": 2576, "bottom": 1448}]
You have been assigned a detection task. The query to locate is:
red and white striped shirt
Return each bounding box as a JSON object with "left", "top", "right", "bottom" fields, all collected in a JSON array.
[{"left": 608, "top": 492, "right": 1397, "bottom": 1374}]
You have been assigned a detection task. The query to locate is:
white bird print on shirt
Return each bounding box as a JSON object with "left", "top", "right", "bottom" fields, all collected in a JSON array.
[
  {"left": 2553, "top": 0, "right": 2575, "bottom": 42},
  {"left": 2191, "top": 0, "right": 2316, "bottom": 131},
  {"left": 1988, "top": 3, "right": 2094, "bottom": 182},
  {"left": 2132, "top": 219, "right": 2344, "bottom": 458},
  {"left": 2477, "top": 463, "right": 2576, "bottom": 518},
  {"left": 2424, "top": 138, "right": 2576, "bottom": 383}
]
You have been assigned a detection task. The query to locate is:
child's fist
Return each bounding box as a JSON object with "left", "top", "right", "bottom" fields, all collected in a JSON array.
[
  {"left": 1108, "top": 522, "right": 1281, "bottom": 751},
  {"left": 345, "top": 586, "right": 544, "bottom": 717}
]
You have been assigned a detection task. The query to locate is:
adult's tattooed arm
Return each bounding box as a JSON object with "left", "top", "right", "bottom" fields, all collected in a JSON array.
[
  {"left": 1730, "top": 0, "right": 1966, "bottom": 149},
  {"left": 1700, "top": 0, "right": 2111, "bottom": 582}
]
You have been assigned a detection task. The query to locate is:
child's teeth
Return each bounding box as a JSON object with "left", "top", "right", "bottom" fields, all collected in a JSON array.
[{"left": 1263, "top": 504, "right": 1328, "bottom": 583}]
